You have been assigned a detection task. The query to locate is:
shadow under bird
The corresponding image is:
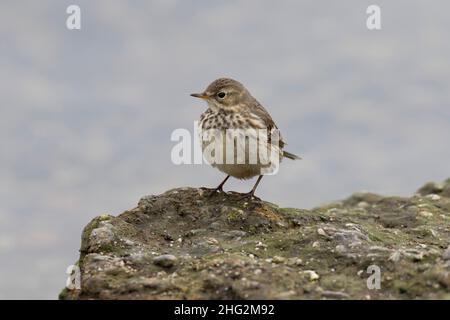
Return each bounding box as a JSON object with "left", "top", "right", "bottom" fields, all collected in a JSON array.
[{"left": 191, "top": 78, "right": 301, "bottom": 199}]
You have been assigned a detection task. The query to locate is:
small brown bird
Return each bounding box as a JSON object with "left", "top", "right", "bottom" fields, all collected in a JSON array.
[{"left": 191, "top": 78, "right": 300, "bottom": 199}]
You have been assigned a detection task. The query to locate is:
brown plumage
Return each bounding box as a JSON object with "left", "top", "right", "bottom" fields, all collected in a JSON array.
[{"left": 191, "top": 78, "right": 301, "bottom": 198}]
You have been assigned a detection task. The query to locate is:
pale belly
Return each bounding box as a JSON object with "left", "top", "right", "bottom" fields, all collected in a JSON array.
[
  {"left": 200, "top": 127, "right": 282, "bottom": 179},
  {"left": 213, "top": 163, "right": 263, "bottom": 180}
]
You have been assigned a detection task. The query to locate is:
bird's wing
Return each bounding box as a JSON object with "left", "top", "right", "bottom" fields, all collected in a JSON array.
[
  {"left": 248, "top": 100, "right": 277, "bottom": 129},
  {"left": 247, "top": 99, "right": 286, "bottom": 148}
]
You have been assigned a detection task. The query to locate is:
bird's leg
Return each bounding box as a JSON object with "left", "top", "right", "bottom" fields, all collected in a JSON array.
[
  {"left": 238, "top": 175, "right": 264, "bottom": 200},
  {"left": 248, "top": 175, "right": 263, "bottom": 198},
  {"left": 206, "top": 175, "right": 230, "bottom": 196},
  {"left": 215, "top": 175, "right": 231, "bottom": 192}
]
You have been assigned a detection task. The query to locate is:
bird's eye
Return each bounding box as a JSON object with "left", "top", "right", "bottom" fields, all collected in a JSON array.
[{"left": 217, "top": 92, "right": 226, "bottom": 99}]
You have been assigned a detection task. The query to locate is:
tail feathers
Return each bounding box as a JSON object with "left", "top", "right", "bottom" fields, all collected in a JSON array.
[{"left": 283, "top": 150, "right": 302, "bottom": 160}]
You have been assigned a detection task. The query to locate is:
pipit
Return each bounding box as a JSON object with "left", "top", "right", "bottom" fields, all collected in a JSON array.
[{"left": 191, "top": 78, "right": 300, "bottom": 199}]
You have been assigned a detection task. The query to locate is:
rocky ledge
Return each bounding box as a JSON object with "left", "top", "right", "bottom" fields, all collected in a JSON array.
[{"left": 60, "top": 179, "right": 450, "bottom": 299}]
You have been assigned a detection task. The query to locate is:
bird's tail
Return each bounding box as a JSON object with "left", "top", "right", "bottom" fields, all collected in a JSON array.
[{"left": 283, "top": 150, "right": 302, "bottom": 160}]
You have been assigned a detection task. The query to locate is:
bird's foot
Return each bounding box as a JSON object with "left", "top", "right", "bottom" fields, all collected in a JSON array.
[
  {"left": 200, "top": 186, "right": 226, "bottom": 198},
  {"left": 229, "top": 191, "right": 261, "bottom": 202}
]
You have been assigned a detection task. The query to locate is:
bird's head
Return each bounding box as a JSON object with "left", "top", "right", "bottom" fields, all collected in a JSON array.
[{"left": 191, "top": 78, "right": 251, "bottom": 111}]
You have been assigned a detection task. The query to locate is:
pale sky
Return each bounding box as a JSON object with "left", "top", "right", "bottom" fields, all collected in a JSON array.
[{"left": 0, "top": 0, "right": 449, "bottom": 298}]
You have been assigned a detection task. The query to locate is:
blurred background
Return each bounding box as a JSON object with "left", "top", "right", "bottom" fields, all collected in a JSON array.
[{"left": 0, "top": 0, "right": 449, "bottom": 299}]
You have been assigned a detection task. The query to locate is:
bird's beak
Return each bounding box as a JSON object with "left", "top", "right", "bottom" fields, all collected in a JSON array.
[{"left": 190, "top": 93, "right": 209, "bottom": 100}]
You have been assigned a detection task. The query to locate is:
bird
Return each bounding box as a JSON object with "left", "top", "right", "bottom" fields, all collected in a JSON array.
[{"left": 191, "top": 78, "right": 301, "bottom": 199}]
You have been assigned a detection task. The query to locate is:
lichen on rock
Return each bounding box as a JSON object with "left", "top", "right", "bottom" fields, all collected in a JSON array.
[{"left": 60, "top": 179, "right": 450, "bottom": 300}]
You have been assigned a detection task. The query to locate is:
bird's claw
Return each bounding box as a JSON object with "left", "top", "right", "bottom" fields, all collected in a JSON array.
[
  {"left": 229, "top": 191, "right": 261, "bottom": 201},
  {"left": 203, "top": 187, "right": 225, "bottom": 198}
]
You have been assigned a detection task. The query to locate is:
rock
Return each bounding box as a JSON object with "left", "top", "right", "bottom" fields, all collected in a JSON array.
[
  {"left": 60, "top": 179, "right": 450, "bottom": 300},
  {"left": 389, "top": 250, "right": 402, "bottom": 262},
  {"left": 417, "top": 179, "right": 450, "bottom": 198},
  {"left": 419, "top": 211, "right": 433, "bottom": 218},
  {"left": 426, "top": 194, "right": 441, "bottom": 201},
  {"left": 302, "top": 270, "right": 320, "bottom": 281},
  {"left": 317, "top": 228, "right": 329, "bottom": 238},
  {"left": 272, "top": 256, "right": 286, "bottom": 264},
  {"left": 319, "top": 289, "right": 350, "bottom": 299},
  {"left": 153, "top": 255, "right": 177, "bottom": 268},
  {"left": 442, "top": 246, "right": 450, "bottom": 261}
]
